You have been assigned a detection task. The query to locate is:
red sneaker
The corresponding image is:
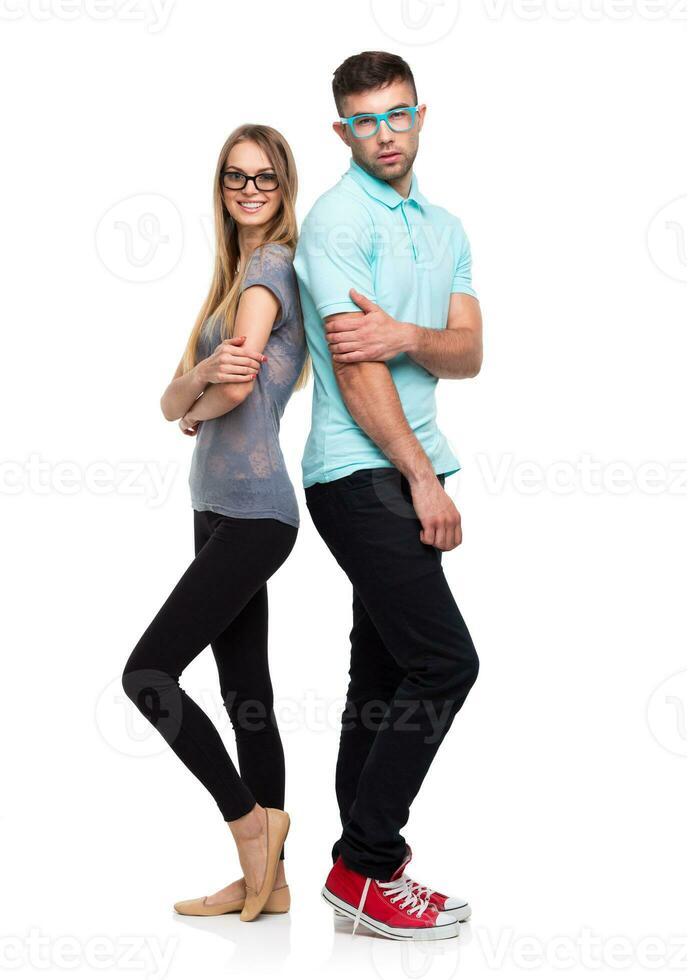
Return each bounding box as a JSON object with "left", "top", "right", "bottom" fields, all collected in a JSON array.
[
  {"left": 396, "top": 846, "right": 472, "bottom": 921},
  {"left": 404, "top": 877, "right": 471, "bottom": 921},
  {"left": 332, "top": 846, "right": 472, "bottom": 923},
  {"left": 322, "top": 856, "right": 460, "bottom": 941}
]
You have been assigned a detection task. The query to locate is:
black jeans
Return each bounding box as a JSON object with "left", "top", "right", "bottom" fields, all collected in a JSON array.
[
  {"left": 305, "top": 467, "right": 479, "bottom": 881},
  {"left": 122, "top": 510, "right": 297, "bottom": 848}
]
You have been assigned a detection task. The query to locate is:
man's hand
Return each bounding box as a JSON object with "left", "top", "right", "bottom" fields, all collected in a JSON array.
[
  {"left": 409, "top": 474, "right": 463, "bottom": 551},
  {"left": 325, "top": 288, "right": 413, "bottom": 363}
]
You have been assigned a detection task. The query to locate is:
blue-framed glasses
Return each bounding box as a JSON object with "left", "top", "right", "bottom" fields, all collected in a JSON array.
[{"left": 338, "top": 105, "right": 420, "bottom": 139}]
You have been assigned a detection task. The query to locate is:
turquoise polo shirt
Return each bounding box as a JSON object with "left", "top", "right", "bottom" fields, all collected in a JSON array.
[{"left": 294, "top": 158, "right": 478, "bottom": 488}]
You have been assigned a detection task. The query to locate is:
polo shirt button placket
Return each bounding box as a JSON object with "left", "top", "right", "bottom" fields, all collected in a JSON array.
[{"left": 400, "top": 200, "right": 418, "bottom": 262}]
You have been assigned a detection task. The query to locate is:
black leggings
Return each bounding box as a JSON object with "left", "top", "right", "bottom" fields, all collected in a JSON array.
[{"left": 122, "top": 510, "right": 297, "bottom": 833}]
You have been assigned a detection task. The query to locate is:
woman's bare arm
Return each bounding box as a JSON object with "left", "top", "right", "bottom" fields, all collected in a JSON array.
[
  {"left": 160, "top": 358, "right": 206, "bottom": 421},
  {"left": 160, "top": 333, "right": 266, "bottom": 422},
  {"left": 179, "top": 284, "right": 280, "bottom": 426}
]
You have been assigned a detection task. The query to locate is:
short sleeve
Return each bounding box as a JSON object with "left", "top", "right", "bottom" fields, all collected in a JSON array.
[
  {"left": 240, "top": 244, "right": 296, "bottom": 329},
  {"left": 294, "top": 192, "right": 376, "bottom": 319},
  {"left": 451, "top": 219, "right": 478, "bottom": 299}
]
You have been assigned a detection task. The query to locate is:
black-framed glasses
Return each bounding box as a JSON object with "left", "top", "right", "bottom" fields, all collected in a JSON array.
[{"left": 221, "top": 170, "right": 280, "bottom": 192}]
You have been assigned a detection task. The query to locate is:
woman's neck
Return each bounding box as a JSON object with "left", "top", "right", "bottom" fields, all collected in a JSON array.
[{"left": 238, "top": 225, "right": 267, "bottom": 264}]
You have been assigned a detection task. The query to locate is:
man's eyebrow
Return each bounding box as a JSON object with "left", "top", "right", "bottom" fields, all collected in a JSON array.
[{"left": 351, "top": 102, "right": 412, "bottom": 115}]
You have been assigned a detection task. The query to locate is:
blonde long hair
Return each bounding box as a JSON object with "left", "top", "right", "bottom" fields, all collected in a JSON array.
[{"left": 182, "top": 124, "right": 310, "bottom": 390}]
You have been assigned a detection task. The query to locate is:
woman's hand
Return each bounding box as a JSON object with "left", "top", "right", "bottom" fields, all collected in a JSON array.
[
  {"left": 179, "top": 414, "right": 200, "bottom": 436},
  {"left": 196, "top": 336, "right": 266, "bottom": 385}
]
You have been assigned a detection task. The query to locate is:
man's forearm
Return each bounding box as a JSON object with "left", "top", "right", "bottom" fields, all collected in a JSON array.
[
  {"left": 403, "top": 323, "right": 482, "bottom": 379},
  {"left": 334, "top": 361, "right": 435, "bottom": 482}
]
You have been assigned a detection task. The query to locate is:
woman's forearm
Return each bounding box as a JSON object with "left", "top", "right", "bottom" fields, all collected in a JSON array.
[
  {"left": 161, "top": 363, "right": 207, "bottom": 421},
  {"left": 184, "top": 380, "right": 254, "bottom": 422}
]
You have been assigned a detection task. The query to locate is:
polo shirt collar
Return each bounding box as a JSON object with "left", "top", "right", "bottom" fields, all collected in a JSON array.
[{"left": 347, "top": 158, "right": 428, "bottom": 210}]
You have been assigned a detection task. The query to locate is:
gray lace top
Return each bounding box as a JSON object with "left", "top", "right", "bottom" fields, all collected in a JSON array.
[{"left": 188, "top": 244, "right": 307, "bottom": 528}]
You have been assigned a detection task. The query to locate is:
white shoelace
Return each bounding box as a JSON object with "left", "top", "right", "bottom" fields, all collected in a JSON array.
[
  {"left": 402, "top": 873, "right": 434, "bottom": 902},
  {"left": 352, "top": 874, "right": 431, "bottom": 935},
  {"left": 352, "top": 878, "right": 372, "bottom": 935}
]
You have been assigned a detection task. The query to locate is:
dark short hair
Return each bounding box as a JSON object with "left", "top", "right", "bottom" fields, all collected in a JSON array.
[{"left": 332, "top": 51, "right": 418, "bottom": 115}]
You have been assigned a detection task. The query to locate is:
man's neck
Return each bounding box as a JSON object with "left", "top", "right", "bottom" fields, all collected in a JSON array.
[
  {"left": 351, "top": 157, "right": 414, "bottom": 200},
  {"left": 387, "top": 170, "right": 413, "bottom": 199}
]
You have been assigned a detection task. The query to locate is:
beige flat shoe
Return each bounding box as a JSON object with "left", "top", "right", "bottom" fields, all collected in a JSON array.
[
  {"left": 240, "top": 808, "right": 291, "bottom": 922},
  {"left": 174, "top": 883, "right": 290, "bottom": 916}
]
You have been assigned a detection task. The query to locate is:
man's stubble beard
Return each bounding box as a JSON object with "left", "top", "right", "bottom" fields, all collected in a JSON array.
[{"left": 351, "top": 140, "right": 419, "bottom": 184}]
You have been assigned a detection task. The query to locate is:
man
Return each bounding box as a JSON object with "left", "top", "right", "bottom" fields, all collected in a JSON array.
[{"left": 294, "top": 51, "right": 482, "bottom": 941}]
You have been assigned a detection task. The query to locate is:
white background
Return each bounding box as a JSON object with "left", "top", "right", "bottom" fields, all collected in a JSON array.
[{"left": 2, "top": 0, "right": 687, "bottom": 977}]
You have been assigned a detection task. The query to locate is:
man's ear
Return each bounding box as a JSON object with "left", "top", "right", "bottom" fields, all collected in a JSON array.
[
  {"left": 332, "top": 121, "right": 351, "bottom": 146},
  {"left": 416, "top": 103, "right": 427, "bottom": 133}
]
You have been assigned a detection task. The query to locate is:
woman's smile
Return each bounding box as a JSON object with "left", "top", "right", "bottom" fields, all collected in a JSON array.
[{"left": 236, "top": 200, "right": 267, "bottom": 214}]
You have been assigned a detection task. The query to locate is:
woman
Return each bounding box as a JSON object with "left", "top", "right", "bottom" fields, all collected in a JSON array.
[{"left": 122, "top": 124, "right": 309, "bottom": 922}]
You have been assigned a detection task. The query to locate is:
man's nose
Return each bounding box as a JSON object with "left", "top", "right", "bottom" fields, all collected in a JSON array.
[{"left": 376, "top": 120, "right": 394, "bottom": 143}]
